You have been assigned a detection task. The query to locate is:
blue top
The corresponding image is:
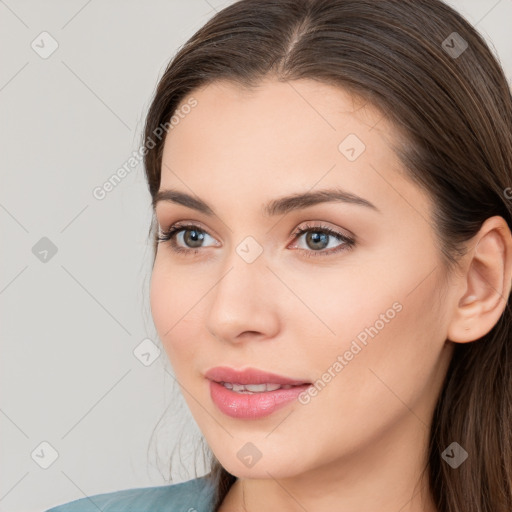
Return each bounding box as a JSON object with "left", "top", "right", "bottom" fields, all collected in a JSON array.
[{"left": 44, "top": 475, "right": 218, "bottom": 512}]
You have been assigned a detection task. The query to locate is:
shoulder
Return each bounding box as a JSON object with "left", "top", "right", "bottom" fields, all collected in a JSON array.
[{"left": 43, "top": 475, "right": 216, "bottom": 512}]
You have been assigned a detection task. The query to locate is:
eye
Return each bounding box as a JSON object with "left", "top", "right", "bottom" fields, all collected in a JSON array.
[
  {"left": 157, "top": 221, "right": 355, "bottom": 258},
  {"left": 288, "top": 222, "right": 355, "bottom": 258},
  {"left": 157, "top": 222, "right": 218, "bottom": 255}
]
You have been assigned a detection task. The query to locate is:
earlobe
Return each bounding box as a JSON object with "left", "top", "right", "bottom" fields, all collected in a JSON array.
[{"left": 447, "top": 216, "right": 512, "bottom": 343}]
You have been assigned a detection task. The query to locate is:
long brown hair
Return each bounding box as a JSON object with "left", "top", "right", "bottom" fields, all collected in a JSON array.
[{"left": 142, "top": 1, "right": 512, "bottom": 510}]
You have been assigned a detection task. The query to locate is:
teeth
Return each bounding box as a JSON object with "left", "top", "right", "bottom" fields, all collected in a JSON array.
[{"left": 221, "top": 382, "right": 293, "bottom": 393}]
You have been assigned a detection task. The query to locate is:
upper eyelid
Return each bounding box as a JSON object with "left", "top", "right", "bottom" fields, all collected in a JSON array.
[
  {"left": 158, "top": 220, "right": 219, "bottom": 240},
  {"left": 155, "top": 206, "right": 355, "bottom": 235}
]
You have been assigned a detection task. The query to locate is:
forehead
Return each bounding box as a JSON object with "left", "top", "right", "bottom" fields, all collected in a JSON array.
[
  {"left": 162, "top": 79, "right": 396, "bottom": 173},
  {"left": 168, "top": 78, "right": 389, "bottom": 148},
  {"left": 158, "top": 78, "right": 430, "bottom": 224}
]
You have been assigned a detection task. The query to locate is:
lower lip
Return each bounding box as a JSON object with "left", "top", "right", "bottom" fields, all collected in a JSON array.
[{"left": 209, "top": 380, "right": 312, "bottom": 419}]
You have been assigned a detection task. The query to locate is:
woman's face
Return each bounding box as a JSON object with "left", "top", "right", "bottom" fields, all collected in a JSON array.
[{"left": 150, "top": 78, "right": 456, "bottom": 480}]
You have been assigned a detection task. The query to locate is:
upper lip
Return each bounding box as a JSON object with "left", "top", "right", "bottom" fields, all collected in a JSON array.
[{"left": 204, "top": 366, "right": 310, "bottom": 386}]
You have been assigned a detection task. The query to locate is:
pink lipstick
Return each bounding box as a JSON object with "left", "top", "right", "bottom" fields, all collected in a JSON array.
[{"left": 205, "top": 366, "right": 312, "bottom": 419}]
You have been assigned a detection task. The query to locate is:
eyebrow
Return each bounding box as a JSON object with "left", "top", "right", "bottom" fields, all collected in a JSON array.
[{"left": 153, "top": 187, "right": 379, "bottom": 216}]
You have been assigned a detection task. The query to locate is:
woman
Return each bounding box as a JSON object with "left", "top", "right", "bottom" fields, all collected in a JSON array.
[{"left": 45, "top": 0, "right": 512, "bottom": 510}]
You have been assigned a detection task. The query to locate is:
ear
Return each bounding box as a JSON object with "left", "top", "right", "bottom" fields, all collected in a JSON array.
[{"left": 447, "top": 216, "right": 512, "bottom": 343}]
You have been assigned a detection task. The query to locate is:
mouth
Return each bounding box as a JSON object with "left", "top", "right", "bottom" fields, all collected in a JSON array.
[
  {"left": 204, "top": 366, "right": 311, "bottom": 387},
  {"left": 204, "top": 366, "right": 312, "bottom": 419},
  {"left": 208, "top": 380, "right": 312, "bottom": 419},
  {"left": 215, "top": 381, "right": 308, "bottom": 393}
]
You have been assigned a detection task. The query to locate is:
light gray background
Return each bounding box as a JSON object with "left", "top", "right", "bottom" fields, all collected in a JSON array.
[{"left": 1, "top": 1, "right": 511, "bottom": 511}]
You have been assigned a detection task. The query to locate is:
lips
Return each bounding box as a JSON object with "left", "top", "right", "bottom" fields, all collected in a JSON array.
[{"left": 204, "top": 366, "right": 310, "bottom": 386}]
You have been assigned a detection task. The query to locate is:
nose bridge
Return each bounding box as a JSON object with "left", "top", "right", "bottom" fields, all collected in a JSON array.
[{"left": 205, "top": 241, "right": 280, "bottom": 341}]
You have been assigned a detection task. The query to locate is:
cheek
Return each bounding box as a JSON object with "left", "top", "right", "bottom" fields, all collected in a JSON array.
[
  {"left": 292, "top": 245, "right": 445, "bottom": 403},
  {"left": 149, "top": 261, "right": 172, "bottom": 337},
  {"left": 149, "top": 259, "right": 201, "bottom": 365},
  {"left": 279, "top": 261, "right": 398, "bottom": 363},
  {"left": 313, "top": 267, "right": 446, "bottom": 433}
]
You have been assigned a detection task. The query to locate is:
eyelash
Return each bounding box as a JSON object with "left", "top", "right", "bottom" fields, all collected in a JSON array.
[{"left": 157, "top": 222, "right": 355, "bottom": 258}]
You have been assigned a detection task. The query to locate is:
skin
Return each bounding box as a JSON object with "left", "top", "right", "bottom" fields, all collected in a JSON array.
[{"left": 149, "top": 78, "right": 512, "bottom": 512}]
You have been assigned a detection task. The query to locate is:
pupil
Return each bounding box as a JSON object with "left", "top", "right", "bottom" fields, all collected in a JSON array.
[
  {"left": 307, "top": 231, "right": 328, "bottom": 250},
  {"left": 185, "top": 229, "right": 204, "bottom": 248}
]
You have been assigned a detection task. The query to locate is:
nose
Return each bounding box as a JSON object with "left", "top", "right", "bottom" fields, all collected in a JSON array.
[{"left": 204, "top": 254, "right": 281, "bottom": 344}]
